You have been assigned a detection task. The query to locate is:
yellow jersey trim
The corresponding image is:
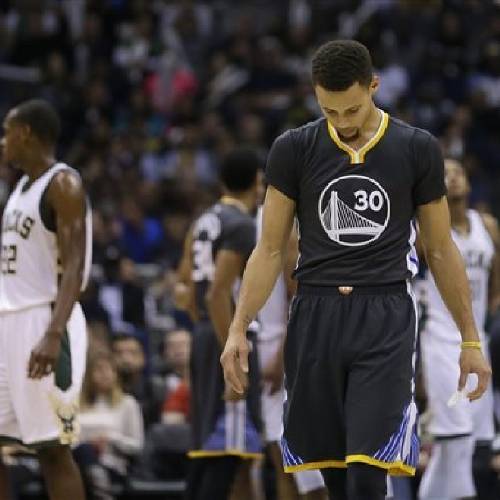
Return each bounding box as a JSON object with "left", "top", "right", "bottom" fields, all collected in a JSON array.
[
  {"left": 284, "top": 459, "right": 347, "bottom": 473},
  {"left": 188, "top": 449, "right": 263, "bottom": 460},
  {"left": 284, "top": 454, "right": 415, "bottom": 476},
  {"left": 327, "top": 110, "right": 389, "bottom": 165},
  {"left": 346, "top": 454, "right": 416, "bottom": 476}
]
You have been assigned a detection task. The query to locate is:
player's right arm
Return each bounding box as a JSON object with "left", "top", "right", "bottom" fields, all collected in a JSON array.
[
  {"left": 221, "top": 186, "right": 295, "bottom": 394},
  {"left": 173, "top": 226, "right": 198, "bottom": 321},
  {"left": 261, "top": 224, "right": 299, "bottom": 394}
]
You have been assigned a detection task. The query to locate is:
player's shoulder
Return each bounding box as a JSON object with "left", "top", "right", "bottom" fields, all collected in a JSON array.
[
  {"left": 50, "top": 162, "right": 82, "bottom": 187},
  {"left": 214, "top": 202, "right": 255, "bottom": 228},
  {"left": 389, "top": 116, "right": 436, "bottom": 147},
  {"left": 478, "top": 211, "right": 499, "bottom": 245},
  {"left": 389, "top": 117, "right": 442, "bottom": 169},
  {"left": 273, "top": 117, "right": 325, "bottom": 151}
]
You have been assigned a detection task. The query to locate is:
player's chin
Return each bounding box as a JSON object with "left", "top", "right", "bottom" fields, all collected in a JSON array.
[{"left": 338, "top": 129, "right": 359, "bottom": 141}]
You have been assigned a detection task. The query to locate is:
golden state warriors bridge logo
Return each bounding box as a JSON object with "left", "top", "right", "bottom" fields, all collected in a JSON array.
[{"left": 318, "top": 175, "right": 390, "bottom": 247}]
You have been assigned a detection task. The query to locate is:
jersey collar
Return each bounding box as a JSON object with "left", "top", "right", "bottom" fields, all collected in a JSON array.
[
  {"left": 327, "top": 109, "right": 389, "bottom": 165},
  {"left": 220, "top": 196, "right": 249, "bottom": 214}
]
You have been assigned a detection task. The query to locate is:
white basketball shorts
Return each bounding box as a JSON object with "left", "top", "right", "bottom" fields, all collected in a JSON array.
[
  {"left": 421, "top": 330, "right": 494, "bottom": 441},
  {"left": 0, "top": 302, "right": 87, "bottom": 447}
]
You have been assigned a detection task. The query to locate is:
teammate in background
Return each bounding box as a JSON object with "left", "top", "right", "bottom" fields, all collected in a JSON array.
[
  {"left": 418, "top": 159, "right": 500, "bottom": 499},
  {"left": 221, "top": 40, "right": 491, "bottom": 499},
  {"left": 256, "top": 208, "right": 327, "bottom": 500},
  {"left": 185, "top": 149, "right": 263, "bottom": 500},
  {"left": 0, "top": 100, "right": 91, "bottom": 500}
]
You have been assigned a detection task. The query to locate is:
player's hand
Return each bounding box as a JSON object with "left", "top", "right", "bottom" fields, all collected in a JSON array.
[
  {"left": 458, "top": 347, "right": 491, "bottom": 401},
  {"left": 28, "top": 331, "right": 62, "bottom": 379},
  {"left": 224, "top": 382, "right": 245, "bottom": 402},
  {"left": 220, "top": 325, "right": 249, "bottom": 395}
]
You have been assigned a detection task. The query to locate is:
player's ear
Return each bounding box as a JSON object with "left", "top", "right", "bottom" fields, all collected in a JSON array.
[
  {"left": 369, "top": 75, "right": 379, "bottom": 97},
  {"left": 18, "top": 123, "right": 32, "bottom": 143}
]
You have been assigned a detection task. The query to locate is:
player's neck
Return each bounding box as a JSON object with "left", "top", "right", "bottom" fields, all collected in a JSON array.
[
  {"left": 220, "top": 194, "right": 252, "bottom": 213},
  {"left": 360, "top": 104, "right": 382, "bottom": 139},
  {"left": 449, "top": 199, "right": 469, "bottom": 233},
  {"left": 340, "top": 104, "right": 382, "bottom": 149},
  {"left": 20, "top": 152, "right": 56, "bottom": 181}
]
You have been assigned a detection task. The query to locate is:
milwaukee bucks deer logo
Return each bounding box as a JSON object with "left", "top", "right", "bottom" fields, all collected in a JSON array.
[{"left": 318, "top": 175, "right": 390, "bottom": 247}]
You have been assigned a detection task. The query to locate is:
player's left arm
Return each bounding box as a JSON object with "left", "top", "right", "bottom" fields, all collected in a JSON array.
[
  {"left": 481, "top": 213, "right": 500, "bottom": 313},
  {"left": 28, "top": 171, "right": 87, "bottom": 379},
  {"left": 206, "top": 250, "right": 246, "bottom": 348},
  {"left": 417, "top": 196, "right": 491, "bottom": 400}
]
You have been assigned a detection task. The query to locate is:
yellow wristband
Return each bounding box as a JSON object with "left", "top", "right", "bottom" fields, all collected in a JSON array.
[{"left": 461, "top": 341, "right": 482, "bottom": 349}]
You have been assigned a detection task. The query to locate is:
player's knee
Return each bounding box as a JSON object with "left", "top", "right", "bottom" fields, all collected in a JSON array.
[{"left": 347, "top": 463, "right": 386, "bottom": 499}]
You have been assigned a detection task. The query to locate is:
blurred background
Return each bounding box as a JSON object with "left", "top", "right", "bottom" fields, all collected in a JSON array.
[{"left": 1, "top": 0, "right": 500, "bottom": 499}]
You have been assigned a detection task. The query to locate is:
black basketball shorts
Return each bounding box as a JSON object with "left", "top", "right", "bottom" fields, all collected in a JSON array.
[{"left": 281, "top": 282, "right": 419, "bottom": 476}]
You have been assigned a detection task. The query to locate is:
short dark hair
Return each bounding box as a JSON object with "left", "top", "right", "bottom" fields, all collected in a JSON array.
[
  {"left": 219, "top": 148, "right": 260, "bottom": 193},
  {"left": 311, "top": 40, "right": 373, "bottom": 91},
  {"left": 12, "top": 99, "right": 60, "bottom": 146}
]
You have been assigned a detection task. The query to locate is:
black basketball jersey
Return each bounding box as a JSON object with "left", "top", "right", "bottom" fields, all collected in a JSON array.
[
  {"left": 265, "top": 111, "right": 446, "bottom": 286},
  {"left": 191, "top": 201, "right": 256, "bottom": 319}
]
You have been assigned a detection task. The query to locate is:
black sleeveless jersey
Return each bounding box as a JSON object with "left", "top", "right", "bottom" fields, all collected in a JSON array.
[
  {"left": 191, "top": 202, "right": 256, "bottom": 319},
  {"left": 265, "top": 112, "right": 446, "bottom": 286}
]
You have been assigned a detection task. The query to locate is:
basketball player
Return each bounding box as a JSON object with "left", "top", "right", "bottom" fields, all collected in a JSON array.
[
  {"left": 221, "top": 40, "right": 491, "bottom": 499},
  {"left": 418, "top": 159, "right": 499, "bottom": 499},
  {"left": 0, "top": 100, "right": 91, "bottom": 500},
  {"left": 186, "top": 148, "right": 263, "bottom": 500},
  {"left": 257, "top": 208, "right": 327, "bottom": 500}
]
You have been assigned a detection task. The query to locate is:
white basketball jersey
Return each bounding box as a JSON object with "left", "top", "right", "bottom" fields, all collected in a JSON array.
[
  {"left": 0, "top": 163, "right": 92, "bottom": 312},
  {"left": 256, "top": 207, "right": 287, "bottom": 341},
  {"left": 423, "top": 210, "right": 494, "bottom": 341}
]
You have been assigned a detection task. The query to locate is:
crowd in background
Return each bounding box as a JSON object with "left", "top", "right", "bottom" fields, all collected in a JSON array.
[{"left": 1, "top": 0, "right": 500, "bottom": 498}]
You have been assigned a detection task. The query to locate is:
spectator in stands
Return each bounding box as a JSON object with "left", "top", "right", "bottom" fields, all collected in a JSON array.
[
  {"left": 98, "top": 248, "right": 146, "bottom": 336},
  {"left": 161, "top": 329, "right": 191, "bottom": 424},
  {"left": 112, "top": 334, "right": 160, "bottom": 428},
  {"left": 76, "top": 350, "right": 144, "bottom": 499},
  {"left": 163, "top": 328, "right": 191, "bottom": 387}
]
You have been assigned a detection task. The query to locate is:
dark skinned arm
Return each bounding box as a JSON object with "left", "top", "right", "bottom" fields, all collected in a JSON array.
[
  {"left": 173, "top": 227, "right": 198, "bottom": 322},
  {"left": 206, "top": 250, "right": 246, "bottom": 348},
  {"left": 28, "top": 171, "right": 86, "bottom": 379},
  {"left": 207, "top": 249, "right": 247, "bottom": 401}
]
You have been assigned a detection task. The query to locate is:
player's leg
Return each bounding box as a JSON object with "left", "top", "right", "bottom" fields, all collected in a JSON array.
[
  {"left": 293, "top": 469, "right": 327, "bottom": 500},
  {"left": 346, "top": 463, "right": 386, "bottom": 499},
  {"left": 4, "top": 305, "right": 87, "bottom": 500},
  {"left": 319, "top": 468, "right": 347, "bottom": 499},
  {"left": 229, "top": 459, "right": 262, "bottom": 500},
  {"left": 268, "top": 442, "right": 300, "bottom": 500},
  {"left": 195, "top": 456, "right": 240, "bottom": 499},
  {"left": 0, "top": 456, "right": 12, "bottom": 500},
  {"left": 37, "top": 445, "right": 85, "bottom": 500},
  {"left": 344, "top": 287, "right": 419, "bottom": 498},
  {"left": 281, "top": 291, "right": 347, "bottom": 499},
  {"left": 0, "top": 314, "right": 19, "bottom": 500}
]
